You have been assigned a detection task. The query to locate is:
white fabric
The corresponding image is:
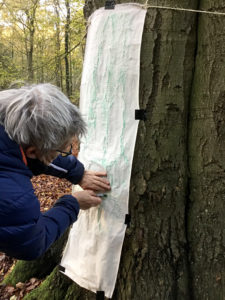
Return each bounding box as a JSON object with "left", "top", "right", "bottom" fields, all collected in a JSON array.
[{"left": 60, "top": 4, "right": 146, "bottom": 298}]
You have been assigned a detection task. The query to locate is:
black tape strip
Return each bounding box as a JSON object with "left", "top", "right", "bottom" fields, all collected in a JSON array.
[
  {"left": 135, "top": 109, "right": 147, "bottom": 121},
  {"left": 105, "top": 0, "right": 115, "bottom": 9},
  {"left": 58, "top": 265, "right": 65, "bottom": 272},
  {"left": 96, "top": 291, "right": 105, "bottom": 300},
  {"left": 125, "top": 214, "right": 131, "bottom": 226}
]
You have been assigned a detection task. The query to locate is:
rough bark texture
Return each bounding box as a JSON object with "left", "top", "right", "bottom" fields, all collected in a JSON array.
[
  {"left": 188, "top": 0, "right": 225, "bottom": 299},
  {"left": 4, "top": 0, "right": 225, "bottom": 299},
  {"left": 111, "top": 1, "right": 198, "bottom": 299}
]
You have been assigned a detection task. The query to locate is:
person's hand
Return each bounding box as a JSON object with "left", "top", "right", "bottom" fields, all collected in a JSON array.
[
  {"left": 73, "top": 190, "right": 102, "bottom": 210},
  {"left": 79, "top": 170, "right": 111, "bottom": 192}
]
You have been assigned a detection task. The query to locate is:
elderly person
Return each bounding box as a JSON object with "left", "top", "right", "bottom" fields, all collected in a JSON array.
[{"left": 0, "top": 83, "right": 110, "bottom": 260}]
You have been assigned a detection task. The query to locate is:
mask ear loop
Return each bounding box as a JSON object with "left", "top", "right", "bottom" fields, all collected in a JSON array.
[{"left": 20, "top": 146, "right": 28, "bottom": 166}]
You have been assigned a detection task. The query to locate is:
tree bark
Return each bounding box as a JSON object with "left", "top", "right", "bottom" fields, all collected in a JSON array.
[
  {"left": 5, "top": 0, "right": 225, "bottom": 299},
  {"left": 25, "top": 0, "right": 39, "bottom": 82},
  {"left": 188, "top": 0, "right": 225, "bottom": 298},
  {"left": 65, "top": 0, "right": 71, "bottom": 96},
  {"left": 111, "top": 1, "right": 198, "bottom": 298},
  {"left": 54, "top": 0, "right": 63, "bottom": 88}
]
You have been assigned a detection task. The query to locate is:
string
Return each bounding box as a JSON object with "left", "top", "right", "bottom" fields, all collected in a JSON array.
[{"left": 142, "top": 4, "right": 225, "bottom": 16}]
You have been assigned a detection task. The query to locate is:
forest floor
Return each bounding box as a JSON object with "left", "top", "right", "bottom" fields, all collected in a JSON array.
[{"left": 0, "top": 143, "right": 78, "bottom": 300}]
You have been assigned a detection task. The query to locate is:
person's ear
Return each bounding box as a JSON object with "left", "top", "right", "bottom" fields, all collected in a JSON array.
[{"left": 24, "top": 146, "right": 39, "bottom": 159}]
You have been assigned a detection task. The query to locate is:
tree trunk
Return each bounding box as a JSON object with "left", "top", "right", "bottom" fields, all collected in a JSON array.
[
  {"left": 5, "top": 0, "right": 225, "bottom": 299},
  {"left": 69, "top": 52, "right": 73, "bottom": 95},
  {"left": 54, "top": 0, "right": 62, "bottom": 88},
  {"left": 25, "top": 0, "right": 39, "bottom": 82},
  {"left": 188, "top": 0, "right": 225, "bottom": 298},
  {"left": 111, "top": 1, "right": 198, "bottom": 298},
  {"left": 65, "top": 0, "right": 71, "bottom": 96}
]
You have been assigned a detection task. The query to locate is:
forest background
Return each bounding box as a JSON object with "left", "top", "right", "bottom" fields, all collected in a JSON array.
[
  {"left": 0, "top": 0, "right": 85, "bottom": 298},
  {"left": 0, "top": 0, "right": 86, "bottom": 103}
]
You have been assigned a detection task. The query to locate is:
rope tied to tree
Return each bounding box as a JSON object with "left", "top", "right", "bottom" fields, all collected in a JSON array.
[{"left": 143, "top": 3, "right": 225, "bottom": 16}]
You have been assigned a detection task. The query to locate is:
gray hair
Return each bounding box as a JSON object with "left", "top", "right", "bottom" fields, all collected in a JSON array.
[{"left": 0, "top": 83, "right": 86, "bottom": 155}]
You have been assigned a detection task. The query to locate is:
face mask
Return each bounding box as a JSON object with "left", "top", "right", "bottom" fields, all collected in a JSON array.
[{"left": 26, "top": 157, "right": 48, "bottom": 175}]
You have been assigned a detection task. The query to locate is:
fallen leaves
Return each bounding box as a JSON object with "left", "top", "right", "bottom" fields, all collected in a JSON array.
[
  {"left": 32, "top": 175, "right": 72, "bottom": 212},
  {"left": 0, "top": 254, "right": 15, "bottom": 283},
  {"left": 0, "top": 277, "right": 43, "bottom": 300}
]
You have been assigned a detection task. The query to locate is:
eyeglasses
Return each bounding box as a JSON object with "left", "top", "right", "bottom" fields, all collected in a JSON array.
[{"left": 56, "top": 144, "right": 73, "bottom": 157}]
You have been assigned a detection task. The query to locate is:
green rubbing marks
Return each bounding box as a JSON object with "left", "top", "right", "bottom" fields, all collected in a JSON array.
[
  {"left": 85, "top": 12, "right": 135, "bottom": 222},
  {"left": 87, "top": 17, "right": 109, "bottom": 142},
  {"left": 118, "top": 14, "right": 130, "bottom": 165}
]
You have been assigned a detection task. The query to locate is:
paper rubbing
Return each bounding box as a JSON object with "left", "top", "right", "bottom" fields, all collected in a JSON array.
[{"left": 60, "top": 4, "right": 146, "bottom": 298}]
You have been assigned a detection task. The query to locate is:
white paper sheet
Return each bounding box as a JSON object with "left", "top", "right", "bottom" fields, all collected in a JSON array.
[{"left": 60, "top": 4, "right": 146, "bottom": 298}]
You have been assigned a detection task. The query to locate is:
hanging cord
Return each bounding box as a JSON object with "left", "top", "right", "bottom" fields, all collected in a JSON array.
[{"left": 142, "top": 2, "right": 225, "bottom": 16}]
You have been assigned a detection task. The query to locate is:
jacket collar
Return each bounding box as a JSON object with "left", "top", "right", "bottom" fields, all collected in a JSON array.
[{"left": 0, "top": 125, "right": 32, "bottom": 177}]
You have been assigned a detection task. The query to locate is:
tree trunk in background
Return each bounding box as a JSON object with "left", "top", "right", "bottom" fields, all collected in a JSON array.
[
  {"left": 5, "top": 0, "right": 225, "bottom": 299},
  {"left": 65, "top": 0, "right": 71, "bottom": 96},
  {"left": 69, "top": 52, "right": 73, "bottom": 94},
  {"left": 54, "top": 0, "right": 62, "bottom": 88},
  {"left": 25, "top": 0, "right": 39, "bottom": 82}
]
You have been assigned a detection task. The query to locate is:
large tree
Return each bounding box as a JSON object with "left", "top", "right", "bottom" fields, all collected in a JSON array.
[{"left": 3, "top": 0, "right": 225, "bottom": 299}]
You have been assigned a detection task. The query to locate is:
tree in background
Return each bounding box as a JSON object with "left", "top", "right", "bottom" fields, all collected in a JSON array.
[
  {"left": 65, "top": 0, "right": 71, "bottom": 96},
  {"left": 25, "top": 0, "right": 39, "bottom": 82},
  {"left": 0, "top": 0, "right": 85, "bottom": 102},
  {"left": 1, "top": 0, "right": 40, "bottom": 82},
  {"left": 0, "top": 40, "right": 19, "bottom": 88},
  {"left": 53, "top": 0, "right": 63, "bottom": 88},
  {"left": 3, "top": 0, "right": 225, "bottom": 299}
]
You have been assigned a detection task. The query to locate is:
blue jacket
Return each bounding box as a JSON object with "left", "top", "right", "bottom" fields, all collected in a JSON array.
[{"left": 0, "top": 125, "right": 84, "bottom": 260}]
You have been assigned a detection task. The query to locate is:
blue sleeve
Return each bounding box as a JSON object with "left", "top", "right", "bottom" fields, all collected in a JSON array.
[
  {"left": 45, "top": 155, "right": 85, "bottom": 184},
  {"left": 24, "top": 195, "right": 80, "bottom": 260},
  {"left": 0, "top": 191, "right": 80, "bottom": 261},
  {"left": 39, "top": 195, "right": 80, "bottom": 251}
]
